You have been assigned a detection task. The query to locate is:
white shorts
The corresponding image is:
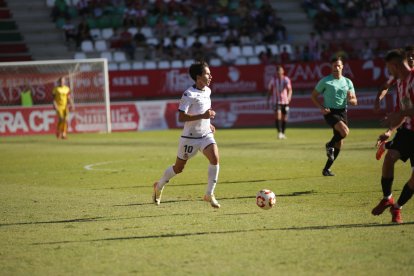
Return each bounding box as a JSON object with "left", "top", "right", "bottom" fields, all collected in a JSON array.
[{"left": 177, "top": 133, "right": 216, "bottom": 160}]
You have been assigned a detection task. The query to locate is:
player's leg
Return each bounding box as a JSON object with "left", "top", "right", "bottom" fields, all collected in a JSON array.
[
  {"left": 372, "top": 149, "right": 400, "bottom": 215},
  {"left": 281, "top": 105, "right": 288, "bottom": 138},
  {"left": 390, "top": 165, "right": 414, "bottom": 224},
  {"left": 62, "top": 109, "right": 69, "bottom": 139},
  {"left": 56, "top": 109, "right": 64, "bottom": 139},
  {"left": 274, "top": 105, "right": 281, "bottom": 137},
  {"left": 202, "top": 140, "right": 220, "bottom": 208}
]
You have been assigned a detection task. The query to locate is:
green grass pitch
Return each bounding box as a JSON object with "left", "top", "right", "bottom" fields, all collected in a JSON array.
[{"left": 1, "top": 126, "right": 414, "bottom": 275}]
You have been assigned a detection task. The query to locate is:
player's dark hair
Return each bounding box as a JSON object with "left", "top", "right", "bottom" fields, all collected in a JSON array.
[
  {"left": 189, "top": 61, "right": 209, "bottom": 81},
  {"left": 404, "top": 45, "right": 414, "bottom": 52},
  {"left": 385, "top": 48, "right": 405, "bottom": 63},
  {"left": 330, "top": 56, "right": 343, "bottom": 63}
]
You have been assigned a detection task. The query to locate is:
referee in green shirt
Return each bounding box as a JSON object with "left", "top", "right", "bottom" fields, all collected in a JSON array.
[{"left": 311, "top": 56, "right": 358, "bottom": 176}]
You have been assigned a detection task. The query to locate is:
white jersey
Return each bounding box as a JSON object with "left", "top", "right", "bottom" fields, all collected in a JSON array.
[{"left": 178, "top": 85, "right": 212, "bottom": 138}]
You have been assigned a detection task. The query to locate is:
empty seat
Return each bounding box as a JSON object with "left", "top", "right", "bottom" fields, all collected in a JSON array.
[
  {"left": 158, "top": 60, "right": 170, "bottom": 69},
  {"left": 144, "top": 61, "right": 157, "bottom": 69},
  {"left": 241, "top": 45, "right": 254, "bottom": 57},
  {"left": 90, "top": 28, "right": 101, "bottom": 40},
  {"left": 74, "top": 52, "right": 87, "bottom": 60},
  {"left": 127, "top": 27, "right": 138, "bottom": 36},
  {"left": 248, "top": 56, "right": 260, "bottom": 65},
  {"left": 119, "top": 62, "right": 132, "bottom": 70},
  {"left": 216, "top": 46, "right": 227, "bottom": 58},
  {"left": 184, "top": 59, "right": 194, "bottom": 67},
  {"left": 230, "top": 46, "right": 241, "bottom": 56},
  {"left": 108, "top": 62, "right": 118, "bottom": 71},
  {"left": 81, "top": 40, "right": 94, "bottom": 52},
  {"left": 140, "top": 27, "right": 153, "bottom": 38},
  {"left": 235, "top": 57, "right": 248, "bottom": 65},
  {"left": 209, "top": 58, "right": 222, "bottom": 67},
  {"left": 100, "top": 51, "right": 113, "bottom": 62},
  {"left": 95, "top": 40, "right": 108, "bottom": 51},
  {"left": 171, "top": 60, "right": 184, "bottom": 68},
  {"left": 113, "top": 51, "right": 127, "bottom": 62},
  {"left": 101, "top": 28, "right": 114, "bottom": 39},
  {"left": 132, "top": 61, "right": 144, "bottom": 70}
]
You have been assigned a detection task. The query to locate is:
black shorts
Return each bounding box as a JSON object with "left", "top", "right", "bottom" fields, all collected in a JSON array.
[
  {"left": 273, "top": 104, "right": 289, "bottom": 115},
  {"left": 388, "top": 127, "right": 414, "bottom": 164},
  {"left": 324, "top": 108, "right": 347, "bottom": 128}
]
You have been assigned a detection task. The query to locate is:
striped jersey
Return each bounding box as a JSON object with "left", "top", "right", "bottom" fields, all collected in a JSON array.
[
  {"left": 178, "top": 85, "right": 212, "bottom": 138},
  {"left": 267, "top": 75, "right": 292, "bottom": 105},
  {"left": 395, "top": 70, "right": 414, "bottom": 130}
]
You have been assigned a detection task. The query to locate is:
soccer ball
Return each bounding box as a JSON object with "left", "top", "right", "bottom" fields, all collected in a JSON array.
[{"left": 256, "top": 189, "right": 276, "bottom": 210}]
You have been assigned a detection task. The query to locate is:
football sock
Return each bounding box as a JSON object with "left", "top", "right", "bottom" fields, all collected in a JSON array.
[
  {"left": 275, "top": 120, "right": 280, "bottom": 133},
  {"left": 397, "top": 183, "right": 414, "bottom": 207},
  {"left": 281, "top": 121, "right": 286, "bottom": 134},
  {"left": 327, "top": 132, "right": 343, "bottom": 148},
  {"left": 381, "top": 177, "right": 393, "bottom": 198},
  {"left": 158, "top": 165, "right": 176, "bottom": 189},
  {"left": 206, "top": 164, "right": 219, "bottom": 195},
  {"left": 324, "top": 148, "right": 340, "bottom": 170}
]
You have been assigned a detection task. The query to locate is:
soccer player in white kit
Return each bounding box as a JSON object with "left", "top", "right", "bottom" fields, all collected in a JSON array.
[{"left": 152, "top": 61, "right": 221, "bottom": 208}]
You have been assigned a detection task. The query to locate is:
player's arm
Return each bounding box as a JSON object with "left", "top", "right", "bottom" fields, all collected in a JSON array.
[
  {"left": 68, "top": 92, "right": 75, "bottom": 110},
  {"left": 374, "top": 82, "right": 390, "bottom": 112},
  {"left": 287, "top": 82, "right": 293, "bottom": 103},
  {"left": 178, "top": 109, "right": 215, "bottom": 122},
  {"left": 347, "top": 91, "right": 357, "bottom": 106},
  {"left": 382, "top": 107, "right": 414, "bottom": 129},
  {"left": 311, "top": 89, "right": 330, "bottom": 115}
]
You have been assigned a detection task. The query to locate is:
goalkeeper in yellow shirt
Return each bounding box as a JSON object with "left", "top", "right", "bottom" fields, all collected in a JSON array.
[{"left": 52, "top": 77, "right": 74, "bottom": 139}]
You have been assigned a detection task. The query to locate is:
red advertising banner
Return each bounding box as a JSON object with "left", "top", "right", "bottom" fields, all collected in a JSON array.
[
  {"left": 109, "top": 59, "right": 389, "bottom": 100},
  {"left": 1, "top": 59, "right": 388, "bottom": 105},
  {"left": 0, "top": 93, "right": 391, "bottom": 136}
]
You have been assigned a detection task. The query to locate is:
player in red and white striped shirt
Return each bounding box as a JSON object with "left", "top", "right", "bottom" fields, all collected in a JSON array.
[
  {"left": 372, "top": 49, "right": 414, "bottom": 224},
  {"left": 266, "top": 66, "right": 293, "bottom": 139}
]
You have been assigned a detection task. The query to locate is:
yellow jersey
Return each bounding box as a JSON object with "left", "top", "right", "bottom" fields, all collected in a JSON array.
[{"left": 52, "top": 85, "right": 71, "bottom": 108}]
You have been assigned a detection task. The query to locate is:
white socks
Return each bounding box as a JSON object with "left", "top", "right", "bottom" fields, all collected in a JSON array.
[
  {"left": 157, "top": 165, "right": 176, "bottom": 189},
  {"left": 206, "top": 164, "right": 219, "bottom": 195}
]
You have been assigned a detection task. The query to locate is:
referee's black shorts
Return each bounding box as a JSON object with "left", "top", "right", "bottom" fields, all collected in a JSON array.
[
  {"left": 324, "top": 108, "right": 347, "bottom": 128},
  {"left": 388, "top": 127, "right": 414, "bottom": 165}
]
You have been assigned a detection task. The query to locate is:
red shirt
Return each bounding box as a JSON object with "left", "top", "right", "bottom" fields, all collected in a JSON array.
[{"left": 395, "top": 70, "right": 414, "bottom": 130}]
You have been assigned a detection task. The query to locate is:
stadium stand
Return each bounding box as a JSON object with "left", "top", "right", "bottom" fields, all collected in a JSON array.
[{"left": 0, "top": 0, "right": 32, "bottom": 61}]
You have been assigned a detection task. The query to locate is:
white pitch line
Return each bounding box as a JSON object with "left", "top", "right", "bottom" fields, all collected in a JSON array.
[{"left": 84, "top": 161, "right": 121, "bottom": 172}]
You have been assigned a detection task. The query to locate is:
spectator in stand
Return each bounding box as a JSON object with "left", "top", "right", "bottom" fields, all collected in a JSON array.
[
  {"left": 191, "top": 36, "right": 204, "bottom": 60},
  {"left": 76, "top": 18, "right": 92, "bottom": 49},
  {"left": 273, "top": 17, "right": 287, "bottom": 41},
  {"left": 76, "top": 0, "right": 90, "bottom": 17},
  {"left": 320, "top": 44, "right": 332, "bottom": 61},
  {"left": 279, "top": 46, "right": 291, "bottom": 64},
  {"left": 221, "top": 43, "right": 238, "bottom": 65},
  {"left": 204, "top": 36, "right": 218, "bottom": 62},
  {"left": 259, "top": 50, "right": 272, "bottom": 65},
  {"left": 51, "top": 0, "right": 69, "bottom": 22},
  {"left": 119, "top": 27, "right": 135, "bottom": 60},
  {"left": 361, "top": 41, "right": 374, "bottom": 60},
  {"left": 135, "top": 2, "right": 148, "bottom": 28},
  {"left": 308, "top": 32, "right": 320, "bottom": 61},
  {"left": 223, "top": 26, "right": 240, "bottom": 45},
  {"left": 61, "top": 19, "right": 77, "bottom": 45},
  {"left": 123, "top": 3, "right": 137, "bottom": 27},
  {"left": 216, "top": 11, "right": 230, "bottom": 31}
]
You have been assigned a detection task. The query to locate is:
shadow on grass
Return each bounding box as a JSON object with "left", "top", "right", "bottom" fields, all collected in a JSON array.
[
  {"left": 113, "top": 190, "right": 316, "bottom": 207},
  {"left": 93, "top": 176, "right": 322, "bottom": 190},
  {"left": 32, "top": 221, "right": 414, "bottom": 246}
]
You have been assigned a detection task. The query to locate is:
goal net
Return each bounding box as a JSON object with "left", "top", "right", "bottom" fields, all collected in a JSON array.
[{"left": 0, "top": 58, "right": 111, "bottom": 133}]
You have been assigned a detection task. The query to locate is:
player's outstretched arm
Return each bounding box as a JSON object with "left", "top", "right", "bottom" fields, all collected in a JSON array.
[{"left": 347, "top": 91, "right": 357, "bottom": 106}]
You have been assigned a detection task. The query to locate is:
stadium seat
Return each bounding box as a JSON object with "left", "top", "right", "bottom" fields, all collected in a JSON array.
[
  {"left": 74, "top": 52, "right": 87, "bottom": 60},
  {"left": 100, "top": 51, "right": 113, "bottom": 62},
  {"left": 113, "top": 51, "right": 127, "bottom": 62},
  {"left": 132, "top": 61, "right": 144, "bottom": 70},
  {"left": 230, "top": 46, "right": 241, "bottom": 56},
  {"left": 241, "top": 45, "right": 254, "bottom": 57},
  {"left": 144, "top": 61, "right": 157, "bottom": 69},
  {"left": 108, "top": 62, "right": 118, "bottom": 71},
  {"left": 184, "top": 59, "right": 193, "bottom": 68},
  {"left": 254, "top": 45, "right": 267, "bottom": 55},
  {"left": 171, "top": 60, "right": 184, "bottom": 68},
  {"left": 248, "top": 56, "right": 260, "bottom": 65},
  {"left": 90, "top": 28, "right": 102, "bottom": 40},
  {"left": 146, "top": 37, "right": 159, "bottom": 46},
  {"left": 95, "top": 40, "right": 108, "bottom": 52},
  {"left": 216, "top": 46, "right": 227, "bottom": 58},
  {"left": 209, "top": 58, "right": 222, "bottom": 67},
  {"left": 268, "top": 44, "right": 279, "bottom": 55},
  {"left": 158, "top": 60, "right": 170, "bottom": 69},
  {"left": 81, "top": 40, "right": 94, "bottom": 53},
  {"left": 127, "top": 27, "right": 138, "bottom": 36},
  {"left": 235, "top": 57, "right": 248, "bottom": 65},
  {"left": 101, "top": 28, "right": 114, "bottom": 40},
  {"left": 140, "top": 27, "right": 153, "bottom": 38},
  {"left": 119, "top": 62, "right": 132, "bottom": 70},
  {"left": 186, "top": 36, "right": 196, "bottom": 46},
  {"left": 199, "top": 35, "right": 208, "bottom": 44}
]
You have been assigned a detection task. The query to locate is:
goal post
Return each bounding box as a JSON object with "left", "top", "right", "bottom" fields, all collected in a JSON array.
[{"left": 0, "top": 58, "right": 111, "bottom": 133}]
